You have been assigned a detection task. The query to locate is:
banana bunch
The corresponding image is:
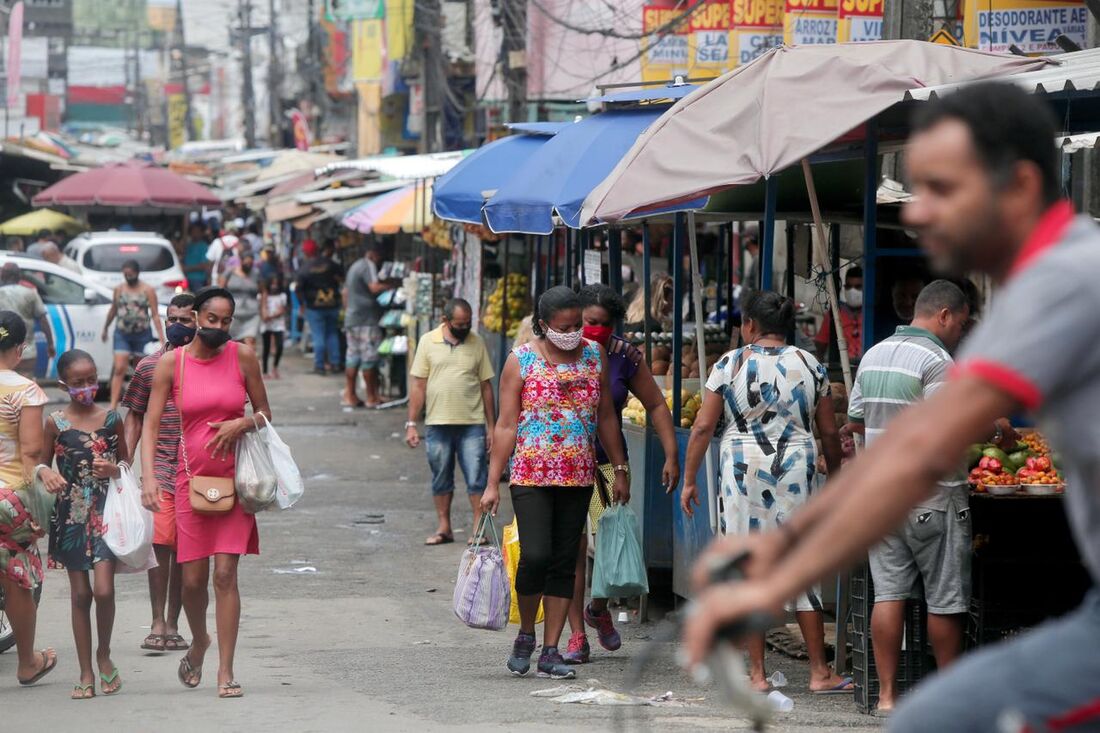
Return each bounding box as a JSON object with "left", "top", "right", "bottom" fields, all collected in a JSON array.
[{"left": 483, "top": 273, "right": 530, "bottom": 336}]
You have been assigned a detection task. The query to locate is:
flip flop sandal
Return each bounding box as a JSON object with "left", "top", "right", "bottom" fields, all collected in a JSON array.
[
  {"left": 71, "top": 683, "right": 96, "bottom": 700},
  {"left": 100, "top": 667, "right": 122, "bottom": 696},
  {"left": 425, "top": 532, "right": 454, "bottom": 546},
  {"left": 164, "top": 634, "right": 190, "bottom": 651},
  {"left": 218, "top": 681, "right": 244, "bottom": 699},
  {"left": 178, "top": 654, "right": 202, "bottom": 689},
  {"left": 812, "top": 677, "right": 855, "bottom": 695},
  {"left": 141, "top": 633, "right": 167, "bottom": 652},
  {"left": 18, "top": 649, "right": 58, "bottom": 686}
]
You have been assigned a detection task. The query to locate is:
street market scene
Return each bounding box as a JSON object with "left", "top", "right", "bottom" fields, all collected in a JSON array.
[{"left": 2, "top": 0, "right": 1100, "bottom": 731}]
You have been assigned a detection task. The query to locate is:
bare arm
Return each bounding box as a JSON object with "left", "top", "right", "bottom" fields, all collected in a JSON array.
[
  {"left": 123, "top": 409, "right": 143, "bottom": 464},
  {"left": 141, "top": 353, "right": 175, "bottom": 511},
  {"left": 37, "top": 314, "right": 55, "bottom": 358},
  {"left": 18, "top": 405, "right": 46, "bottom": 480},
  {"left": 683, "top": 376, "right": 1016, "bottom": 664},
  {"left": 480, "top": 379, "right": 496, "bottom": 438},
  {"left": 814, "top": 397, "right": 842, "bottom": 475},
  {"left": 594, "top": 344, "right": 630, "bottom": 503},
  {"left": 629, "top": 355, "right": 680, "bottom": 491},
  {"left": 147, "top": 285, "right": 164, "bottom": 345},
  {"left": 481, "top": 354, "right": 522, "bottom": 516},
  {"left": 405, "top": 376, "right": 427, "bottom": 448},
  {"left": 102, "top": 286, "right": 119, "bottom": 338},
  {"left": 680, "top": 388, "right": 722, "bottom": 516}
]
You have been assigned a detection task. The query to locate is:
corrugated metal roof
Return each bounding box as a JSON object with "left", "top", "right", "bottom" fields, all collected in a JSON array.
[
  {"left": 906, "top": 48, "right": 1100, "bottom": 100},
  {"left": 316, "top": 150, "right": 469, "bottom": 180}
]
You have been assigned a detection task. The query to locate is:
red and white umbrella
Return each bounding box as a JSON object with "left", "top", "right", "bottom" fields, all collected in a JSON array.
[{"left": 33, "top": 160, "right": 220, "bottom": 213}]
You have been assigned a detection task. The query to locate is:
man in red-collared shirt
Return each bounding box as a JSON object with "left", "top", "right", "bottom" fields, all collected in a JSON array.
[{"left": 683, "top": 83, "right": 1100, "bottom": 731}]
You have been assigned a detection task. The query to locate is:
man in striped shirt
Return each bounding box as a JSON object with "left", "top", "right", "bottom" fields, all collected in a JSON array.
[{"left": 846, "top": 280, "right": 970, "bottom": 715}]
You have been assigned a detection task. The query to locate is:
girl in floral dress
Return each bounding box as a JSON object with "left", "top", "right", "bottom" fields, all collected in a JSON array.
[{"left": 39, "top": 349, "right": 128, "bottom": 699}]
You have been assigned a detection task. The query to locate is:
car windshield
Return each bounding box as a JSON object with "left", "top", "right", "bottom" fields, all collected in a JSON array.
[{"left": 83, "top": 243, "right": 175, "bottom": 272}]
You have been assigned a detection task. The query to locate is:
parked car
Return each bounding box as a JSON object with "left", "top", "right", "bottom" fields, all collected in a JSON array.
[
  {"left": 0, "top": 252, "right": 162, "bottom": 385},
  {"left": 64, "top": 231, "right": 188, "bottom": 305}
]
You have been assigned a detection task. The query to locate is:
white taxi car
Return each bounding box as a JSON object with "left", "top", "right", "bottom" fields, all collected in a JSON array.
[
  {"left": 65, "top": 231, "right": 189, "bottom": 304},
  {"left": 0, "top": 252, "right": 156, "bottom": 385}
]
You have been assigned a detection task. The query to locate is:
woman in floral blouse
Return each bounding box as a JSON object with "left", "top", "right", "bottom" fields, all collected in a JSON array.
[
  {"left": 0, "top": 311, "right": 58, "bottom": 688},
  {"left": 482, "top": 286, "right": 629, "bottom": 681}
]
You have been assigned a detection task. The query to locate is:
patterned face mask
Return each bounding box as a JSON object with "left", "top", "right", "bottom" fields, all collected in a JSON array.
[
  {"left": 544, "top": 326, "right": 582, "bottom": 351},
  {"left": 61, "top": 383, "right": 97, "bottom": 406}
]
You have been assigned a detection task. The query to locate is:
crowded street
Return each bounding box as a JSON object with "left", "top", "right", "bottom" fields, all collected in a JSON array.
[{"left": 5, "top": 354, "right": 880, "bottom": 731}]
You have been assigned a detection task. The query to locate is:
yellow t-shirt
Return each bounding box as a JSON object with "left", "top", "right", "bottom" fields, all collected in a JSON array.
[
  {"left": 410, "top": 327, "right": 494, "bottom": 425},
  {"left": 0, "top": 371, "right": 48, "bottom": 487}
]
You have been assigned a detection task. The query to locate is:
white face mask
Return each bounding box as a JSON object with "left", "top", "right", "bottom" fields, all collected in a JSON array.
[
  {"left": 845, "top": 288, "right": 863, "bottom": 309},
  {"left": 545, "top": 326, "right": 583, "bottom": 351}
]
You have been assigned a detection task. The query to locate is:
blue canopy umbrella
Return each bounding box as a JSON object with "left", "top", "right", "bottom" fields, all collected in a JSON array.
[
  {"left": 432, "top": 126, "right": 565, "bottom": 225},
  {"left": 483, "top": 106, "right": 707, "bottom": 235}
]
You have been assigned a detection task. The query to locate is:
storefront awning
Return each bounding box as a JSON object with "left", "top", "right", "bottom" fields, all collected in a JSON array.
[
  {"left": 317, "top": 151, "right": 469, "bottom": 180},
  {"left": 580, "top": 41, "right": 1046, "bottom": 224},
  {"left": 341, "top": 182, "right": 434, "bottom": 235},
  {"left": 482, "top": 107, "right": 707, "bottom": 235},
  {"left": 433, "top": 130, "right": 564, "bottom": 225}
]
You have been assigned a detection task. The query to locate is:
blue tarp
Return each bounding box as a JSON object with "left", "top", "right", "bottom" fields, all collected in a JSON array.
[
  {"left": 581, "top": 84, "right": 697, "bottom": 105},
  {"left": 432, "top": 132, "right": 559, "bottom": 225},
  {"left": 483, "top": 107, "right": 707, "bottom": 235},
  {"left": 507, "top": 121, "right": 570, "bottom": 136}
]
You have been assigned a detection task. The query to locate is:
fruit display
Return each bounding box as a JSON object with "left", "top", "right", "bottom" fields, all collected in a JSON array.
[
  {"left": 482, "top": 273, "right": 530, "bottom": 337},
  {"left": 629, "top": 325, "right": 729, "bottom": 378},
  {"left": 967, "top": 431, "right": 1063, "bottom": 495},
  {"left": 623, "top": 389, "right": 703, "bottom": 428}
]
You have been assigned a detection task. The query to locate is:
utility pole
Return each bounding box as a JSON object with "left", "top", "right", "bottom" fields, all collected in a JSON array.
[
  {"left": 882, "top": 0, "right": 934, "bottom": 41},
  {"left": 500, "top": 0, "right": 527, "bottom": 124},
  {"left": 238, "top": 0, "right": 257, "bottom": 148},
  {"left": 416, "top": 0, "right": 444, "bottom": 152},
  {"left": 134, "top": 28, "right": 144, "bottom": 140},
  {"left": 267, "top": 0, "right": 280, "bottom": 146},
  {"left": 175, "top": 0, "right": 194, "bottom": 142}
]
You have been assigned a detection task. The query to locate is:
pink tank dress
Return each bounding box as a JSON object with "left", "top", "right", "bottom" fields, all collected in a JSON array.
[{"left": 174, "top": 341, "right": 260, "bottom": 563}]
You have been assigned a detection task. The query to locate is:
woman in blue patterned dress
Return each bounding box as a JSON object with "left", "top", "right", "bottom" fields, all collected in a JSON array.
[{"left": 682, "top": 290, "right": 849, "bottom": 694}]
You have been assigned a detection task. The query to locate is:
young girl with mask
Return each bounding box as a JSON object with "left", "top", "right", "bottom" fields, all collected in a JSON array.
[
  {"left": 481, "top": 286, "right": 629, "bottom": 680},
  {"left": 38, "top": 349, "right": 127, "bottom": 699},
  {"left": 559, "top": 285, "right": 680, "bottom": 664}
]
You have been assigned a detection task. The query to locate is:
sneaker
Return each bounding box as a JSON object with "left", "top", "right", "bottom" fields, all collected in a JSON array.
[
  {"left": 507, "top": 631, "right": 537, "bottom": 676},
  {"left": 584, "top": 604, "right": 622, "bottom": 652},
  {"left": 561, "top": 631, "right": 590, "bottom": 665},
  {"left": 537, "top": 647, "right": 576, "bottom": 679}
]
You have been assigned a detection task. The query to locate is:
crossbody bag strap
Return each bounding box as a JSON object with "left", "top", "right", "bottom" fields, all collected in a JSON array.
[{"left": 175, "top": 348, "right": 194, "bottom": 480}]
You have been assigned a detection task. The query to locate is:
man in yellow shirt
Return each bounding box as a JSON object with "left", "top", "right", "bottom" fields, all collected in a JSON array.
[{"left": 406, "top": 299, "right": 496, "bottom": 546}]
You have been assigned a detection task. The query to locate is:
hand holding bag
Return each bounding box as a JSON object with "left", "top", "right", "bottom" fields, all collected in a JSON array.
[
  {"left": 103, "top": 462, "right": 155, "bottom": 568},
  {"left": 254, "top": 414, "right": 304, "bottom": 509},
  {"left": 591, "top": 504, "right": 649, "bottom": 599},
  {"left": 453, "top": 514, "right": 511, "bottom": 631},
  {"left": 235, "top": 417, "right": 278, "bottom": 514},
  {"left": 176, "top": 347, "right": 236, "bottom": 515}
]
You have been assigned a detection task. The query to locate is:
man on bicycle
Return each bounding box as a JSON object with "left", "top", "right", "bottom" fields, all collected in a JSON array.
[{"left": 683, "top": 82, "right": 1100, "bottom": 730}]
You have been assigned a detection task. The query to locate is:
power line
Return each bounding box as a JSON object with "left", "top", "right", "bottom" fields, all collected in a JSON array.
[{"left": 528, "top": 0, "right": 709, "bottom": 40}]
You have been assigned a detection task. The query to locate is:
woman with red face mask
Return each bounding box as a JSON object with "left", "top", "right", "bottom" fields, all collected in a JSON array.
[{"left": 560, "top": 284, "right": 680, "bottom": 665}]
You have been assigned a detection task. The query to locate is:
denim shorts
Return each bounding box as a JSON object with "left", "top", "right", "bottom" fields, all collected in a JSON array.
[
  {"left": 113, "top": 327, "right": 155, "bottom": 356},
  {"left": 424, "top": 424, "right": 488, "bottom": 496}
]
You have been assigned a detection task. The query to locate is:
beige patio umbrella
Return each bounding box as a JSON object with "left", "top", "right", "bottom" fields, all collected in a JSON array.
[{"left": 580, "top": 41, "right": 1047, "bottom": 225}]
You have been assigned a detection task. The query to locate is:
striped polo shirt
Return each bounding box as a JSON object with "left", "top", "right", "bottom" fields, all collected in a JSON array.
[{"left": 848, "top": 325, "right": 966, "bottom": 510}]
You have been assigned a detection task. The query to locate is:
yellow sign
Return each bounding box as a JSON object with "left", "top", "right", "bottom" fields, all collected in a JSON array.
[
  {"left": 836, "top": 0, "right": 883, "bottom": 42},
  {"left": 352, "top": 18, "right": 385, "bottom": 81},
  {"left": 385, "top": 0, "right": 414, "bottom": 61},
  {"left": 783, "top": 0, "right": 838, "bottom": 45},
  {"left": 641, "top": 2, "right": 734, "bottom": 82},
  {"left": 732, "top": 0, "right": 784, "bottom": 67},
  {"left": 929, "top": 27, "right": 961, "bottom": 45},
  {"left": 168, "top": 94, "right": 187, "bottom": 151},
  {"left": 963, "top": 0, "right": 1086, "bottom": 55}
]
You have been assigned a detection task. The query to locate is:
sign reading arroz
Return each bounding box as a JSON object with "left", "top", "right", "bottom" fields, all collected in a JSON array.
[
  {"left": 732, "top": 0, "right": 784, "bottom": 66},
  {"left": 965, "top": 0, "right": 1087, "bottom": 55},
  {"left": 784, "top": 0, "right": 839, "bottom": 45}
]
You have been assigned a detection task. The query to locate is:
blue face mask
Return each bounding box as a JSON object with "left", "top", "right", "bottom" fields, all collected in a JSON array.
[{"left": 166, "top": 322, "right": 196, "bottom": 347}]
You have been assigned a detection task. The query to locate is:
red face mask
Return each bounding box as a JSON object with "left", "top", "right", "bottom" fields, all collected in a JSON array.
[{"left": 582, "top": 324, "right": 613, "bottom": 345}]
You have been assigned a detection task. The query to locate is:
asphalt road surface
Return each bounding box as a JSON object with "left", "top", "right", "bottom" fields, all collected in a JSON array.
[{"left": 3, "top": 353, "right": 883, "bottom": 732}]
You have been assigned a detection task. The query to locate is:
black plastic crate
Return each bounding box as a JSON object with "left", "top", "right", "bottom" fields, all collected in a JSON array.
[{"left": 850, "top": 561, "right": 930, "bottom": 714}]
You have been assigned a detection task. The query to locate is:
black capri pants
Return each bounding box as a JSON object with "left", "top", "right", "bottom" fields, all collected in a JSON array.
[{"left": 511, "top": 485, "right": 593, "bottom": 599}]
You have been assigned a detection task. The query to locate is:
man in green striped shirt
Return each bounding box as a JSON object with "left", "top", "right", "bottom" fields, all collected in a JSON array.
[{"left": 846, "top": 280, "right": 970, "bottom": 715}]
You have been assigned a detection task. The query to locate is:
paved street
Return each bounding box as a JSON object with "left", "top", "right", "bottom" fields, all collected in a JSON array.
[{"left": 4, "top": 354, "right": 882, "bottom": 732}]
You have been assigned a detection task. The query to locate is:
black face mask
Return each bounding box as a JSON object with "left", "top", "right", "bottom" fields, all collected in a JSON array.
[
  {"left": 125, "top": 276, "right": 139, "bottom": 286},
  {"left": 449, "top": 326, "right": 470, "bottom": 343},
  {"left": 197, "top": 327, "right": 232, "bottom": 349}
]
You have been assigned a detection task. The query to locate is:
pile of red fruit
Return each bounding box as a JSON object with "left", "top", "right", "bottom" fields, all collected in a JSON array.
[
  {"left": 1016, "top": 456, "right": 1060, "bottom": 485},
  {"left": 969, "top": 456, "right": 1019, "bottom": 491}
]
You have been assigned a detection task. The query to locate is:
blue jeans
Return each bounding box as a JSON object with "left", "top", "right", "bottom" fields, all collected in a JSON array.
[
  {"left": 304, "top": 307, "right": 341, "bottom": 371},
  {"left": 425, "top": 424, "right": 487, "bottom": 496}
]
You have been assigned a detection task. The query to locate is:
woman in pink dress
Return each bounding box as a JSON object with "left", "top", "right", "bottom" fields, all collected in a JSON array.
[{"left": 139, "top": 287, "right": 271, "bottom": 699}]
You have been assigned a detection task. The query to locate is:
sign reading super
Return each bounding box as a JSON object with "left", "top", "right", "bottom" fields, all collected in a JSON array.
[{"left": 732, "top": 0, "right": 784, "bottom": 66}]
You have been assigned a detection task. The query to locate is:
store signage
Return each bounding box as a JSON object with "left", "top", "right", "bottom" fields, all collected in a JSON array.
[
  {"left": 642, "top": 2, "right": 735, "bottom": 81},
  {"left": 732, "top": 0, "right": 785, "bottom": 66},
  {"left": 964, "top": 0, "right": 1087, "bottom": 55},
  {"left": 837, "top": 0, "right": 883, "bottom": 41},
  {"left": 784, "top": 0, "right": 839, "bottom": 45}
]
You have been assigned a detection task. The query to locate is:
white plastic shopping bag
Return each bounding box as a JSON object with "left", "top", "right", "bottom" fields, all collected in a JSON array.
[
  {"left": 235, "top": 428, "right": 278, "bottom": 514},
  {"left": 103, "top": 463, "right": 154, "bottom": 568},
  {"left": 256, "top": 415, "right": 304, "bottom": 509}
]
